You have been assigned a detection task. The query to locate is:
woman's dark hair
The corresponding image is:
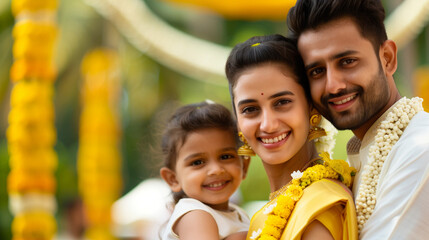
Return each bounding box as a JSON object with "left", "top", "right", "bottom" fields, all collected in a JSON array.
[
  {"left": 161, "top": 101, "right": 238, "bottom": 203},
  {"left": 225, "top": 34, "right": 310, "bottom": 111},
  {"left": 287, "top": 0, "right": 387, "bottom": 52}
]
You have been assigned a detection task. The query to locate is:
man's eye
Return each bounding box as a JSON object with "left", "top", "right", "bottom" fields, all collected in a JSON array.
[
  {"left": 191, "top": 160, "right": 203, "bottom": 166},
  {"left": 341, "top": 58, "right": 356, "bottom": 65},
  {"left": 309, "top": 68, "right": 324, "bottom": 77}
]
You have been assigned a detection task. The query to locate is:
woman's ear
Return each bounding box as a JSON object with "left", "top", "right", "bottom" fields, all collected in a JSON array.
[
  {"left": 380, "top": 40, "right": 398, "bottom": 77},
  {"left": 160, "top": 167, "right": 181, "bottom": 192}
]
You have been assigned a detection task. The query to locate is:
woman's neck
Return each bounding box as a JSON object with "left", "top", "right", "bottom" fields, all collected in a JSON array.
[{"left": 262, "top": 141, "right": 318, "bottom": 193}]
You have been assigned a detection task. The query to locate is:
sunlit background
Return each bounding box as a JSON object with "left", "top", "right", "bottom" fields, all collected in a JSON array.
[{"left": 0, "top": 0, "right": 428, "bottom": 239}]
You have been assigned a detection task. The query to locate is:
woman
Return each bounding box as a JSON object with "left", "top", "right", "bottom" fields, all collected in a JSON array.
[{"left": 225, "top": 34, "right": 358, "bottom": 240}]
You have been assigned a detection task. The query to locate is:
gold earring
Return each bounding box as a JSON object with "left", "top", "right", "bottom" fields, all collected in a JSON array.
[
  {"left": 238, "top": 132, "right": 255, "bottom": 159},
  {"left": 308, "top": 110, "right": 327, "bottom": 141}
]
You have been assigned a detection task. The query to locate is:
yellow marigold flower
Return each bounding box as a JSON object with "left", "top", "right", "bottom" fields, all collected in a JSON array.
[
  {"left": 9, "top": 148, "right": 57, "bottom": 172},
  {"left": 276, "top": 194, "right": 295, "bottom": 211},
  {"left": 10, "top": 59, "right": 57, "bottom": 83},
  {"left": 12, "top": 0, "right": 58, "bottom": 17},
  {"left": 13, "top": 37, "right": 55, "bottom": 60},
  {"left": 7, "top": 122, "right": 57, "bottom": 148},
  {"left": 8, "top": 170, "right": 56, "bottom": 194},
  {"left": 10, "top": 80, "right": 53, "bottom": 107},
  {"left": 261, "top": 224, "right": 282, "bottom": 239},
  {"left": 13, "top": 21, "right": 58, "bottom": 40},
  {"left": 12, "top": 211, "right": 56, "bottom": 238},
  {"left": 273, "top": 206, "right": 291, "bottom": 220},
  {"left": 259, "top": 235, "right": 278, "bottom": 240},
  {"left": 320, "top": 152, "right": 356, "bottom": 187},
  {"left": 285, "top": 185, "right": 303, "bottom": 201},
  {"left": 81, "top": 49, "right": 118, "bottom": 75},
  {"left": 266, "top": 214, "right": 287, "bottom": 228}
]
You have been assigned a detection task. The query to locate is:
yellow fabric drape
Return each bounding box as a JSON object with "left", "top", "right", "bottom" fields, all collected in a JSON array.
[{"left": 247, "top": 179, "right": 358, "bottom": 240}]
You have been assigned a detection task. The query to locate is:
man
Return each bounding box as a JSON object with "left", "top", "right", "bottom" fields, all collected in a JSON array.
[{"left": 287, "top": 0, "right": 429, "bottom": 239}]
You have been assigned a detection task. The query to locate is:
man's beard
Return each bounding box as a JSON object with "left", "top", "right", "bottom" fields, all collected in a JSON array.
[{"left": 315, "top": 66, "right": 390, "bottom": 130}]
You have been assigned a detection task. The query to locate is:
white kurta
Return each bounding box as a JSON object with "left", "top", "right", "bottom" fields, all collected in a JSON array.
[
  {"left": 160, "top": 198, "right": 250, "bottom": 240},
  {"left": 348, "top": 102, "right": 429, "bottom": 240}
]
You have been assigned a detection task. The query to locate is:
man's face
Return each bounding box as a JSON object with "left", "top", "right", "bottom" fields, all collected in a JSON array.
[{"left": 297, "top": 17, "right": 390, "bottom": 130}]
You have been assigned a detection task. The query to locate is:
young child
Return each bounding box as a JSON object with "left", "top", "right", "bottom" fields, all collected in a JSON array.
[{"left": 159, "top": 101, "right": 250, "bottom": 240}]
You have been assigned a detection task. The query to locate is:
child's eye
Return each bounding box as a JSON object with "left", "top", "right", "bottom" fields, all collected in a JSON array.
[
  {"left": 190, "top": 159, "right": 204, "bottom": 166},
  {"left": 220, "top": 153, "right": 237, "bottom": 160}
]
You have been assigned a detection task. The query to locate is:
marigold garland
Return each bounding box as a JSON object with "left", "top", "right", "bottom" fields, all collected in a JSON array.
[
  {"left": 78, "top": 49, "right": 122, "bottom": 240},
  {"left": 6, "top": 1, "right": 59, "bottom": 239},
  {"left": 253, "top": 152, "right": 356, "bottom": 240}
]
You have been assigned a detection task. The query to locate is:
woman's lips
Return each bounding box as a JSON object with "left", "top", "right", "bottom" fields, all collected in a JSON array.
[{"left": 259, "top": 132, "right": 290, "bottom": 149}]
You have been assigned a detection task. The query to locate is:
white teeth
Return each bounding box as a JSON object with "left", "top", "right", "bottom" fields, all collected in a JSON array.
[
  {"left": 208, "top": 182, "right": 224, "bottom": 188},
  {"left": 333, "top": 95, "right": 356, "bottom": 105},
  {"left": 261, "top": 133, "right": 287, "bottom": 144}
]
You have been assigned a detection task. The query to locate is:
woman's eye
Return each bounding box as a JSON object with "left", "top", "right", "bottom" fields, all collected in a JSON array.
[
  {"left": 241, "top": 106, "right": 258, "bottom": 114},
  {"left": 191, "top": 160, "right": 204, "bottom": 166},
  {"left": 275, "top": 99, "right": 291, "bottom": 106}
]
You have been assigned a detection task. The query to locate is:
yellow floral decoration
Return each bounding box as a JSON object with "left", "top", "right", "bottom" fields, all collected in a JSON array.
[
  {"left": 7, "top": 0, "right": 59, "bottom": 239},
  {"left": 78, "top": 48, "right": 123, "bottom": 240},
  {"left": 257, "top": 152, "right": 356, "bottom": 240}
]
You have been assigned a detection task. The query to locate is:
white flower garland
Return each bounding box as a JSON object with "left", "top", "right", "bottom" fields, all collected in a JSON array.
[
  {"left": 314, "top": 117, "right": 338, "bottom": 154},
  {"left": 355, "top": 97, "right": 424, "bottom": 232}
]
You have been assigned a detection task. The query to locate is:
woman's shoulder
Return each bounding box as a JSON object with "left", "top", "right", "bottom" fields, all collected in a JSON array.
[{"left": 302, "top": 178, "right": 353, "bottom": 199}]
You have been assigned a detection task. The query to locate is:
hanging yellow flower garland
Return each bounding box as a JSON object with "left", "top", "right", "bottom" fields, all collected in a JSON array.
[
  {"left": 252, "top": 153, "right": 356, "bottom": 240},
  {"left": 6, "top": 0, "right": 59, "bottom": 239},
  {"left": 78, "top": 49, "right": 123, "bottom": 240}
]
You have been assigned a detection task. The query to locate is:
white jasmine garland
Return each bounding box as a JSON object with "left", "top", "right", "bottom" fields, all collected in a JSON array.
[
  {"left": 291, "top": 170, "right": 303, "bottom": 179},
  {"left": 250, "top": 228, "right": 262, "bottom": 239},
  {"left": 314, "top": 117, "right": 338, "bottom": 154},
  {"left": 263, "top": 202, "right": 277, "bottom": 214},
  {"left": 355, "top": 97, "right": 423, "bottom": 233}
]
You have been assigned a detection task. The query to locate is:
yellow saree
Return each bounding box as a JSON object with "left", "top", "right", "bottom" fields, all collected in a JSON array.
[{"left": 247, "top": 179, "right": 358, "bottom": 240}]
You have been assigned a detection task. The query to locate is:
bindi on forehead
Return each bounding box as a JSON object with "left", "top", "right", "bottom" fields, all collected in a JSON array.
[{"left": 261, "top": 92, "right": 264, "bottom": 95}]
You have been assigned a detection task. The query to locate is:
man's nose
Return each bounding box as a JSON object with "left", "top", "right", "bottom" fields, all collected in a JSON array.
[{"left": 325, "top": 67, "right": 346, "bottom": 94}]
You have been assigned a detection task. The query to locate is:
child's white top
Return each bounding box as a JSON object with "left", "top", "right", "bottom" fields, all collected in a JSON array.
[{"left": 161, "top": 198, "right": 250, "bottom": 239}]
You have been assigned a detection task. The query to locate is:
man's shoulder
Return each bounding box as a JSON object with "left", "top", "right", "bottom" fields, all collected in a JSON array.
[
  {"left": 392, "top": 110, "right": 429, "bottom": 156},
  {"left": 403, "top": 110, "right": 429, "bottom": 136}
]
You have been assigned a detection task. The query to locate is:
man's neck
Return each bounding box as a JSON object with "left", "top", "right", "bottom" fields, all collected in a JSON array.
[{"left": 352, "top": 91, "right": 402, "bottom": 140}]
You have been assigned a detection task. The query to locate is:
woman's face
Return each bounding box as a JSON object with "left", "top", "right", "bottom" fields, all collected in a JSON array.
[{"left": 233, "top": 63, "right": 311, "bottom": 165}]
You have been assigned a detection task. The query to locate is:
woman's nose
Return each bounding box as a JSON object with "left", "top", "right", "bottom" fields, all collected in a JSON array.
[{"left": 259, "top": 109, "right": 279, "bottom": 133}]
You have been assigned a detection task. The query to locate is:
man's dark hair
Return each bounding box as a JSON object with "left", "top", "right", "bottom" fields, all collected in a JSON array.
[{"left": 287, "top": 0, "right": 387, "bottom": 51}]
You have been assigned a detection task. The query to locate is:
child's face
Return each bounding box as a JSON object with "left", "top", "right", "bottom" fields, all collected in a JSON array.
[{"left": 173, "top": 128, "right": 246, "bottom": 211}]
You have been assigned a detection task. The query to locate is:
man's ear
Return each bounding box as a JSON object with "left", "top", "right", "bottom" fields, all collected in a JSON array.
[
  {"left": 160, "top": 167, "right": 181, "bottom": 192},
  {"left": 379, "top": 40, "right": 398, "bottom": 77},
  {"left": 241, "top": 157, "right": 251, "bottom": 180}
]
